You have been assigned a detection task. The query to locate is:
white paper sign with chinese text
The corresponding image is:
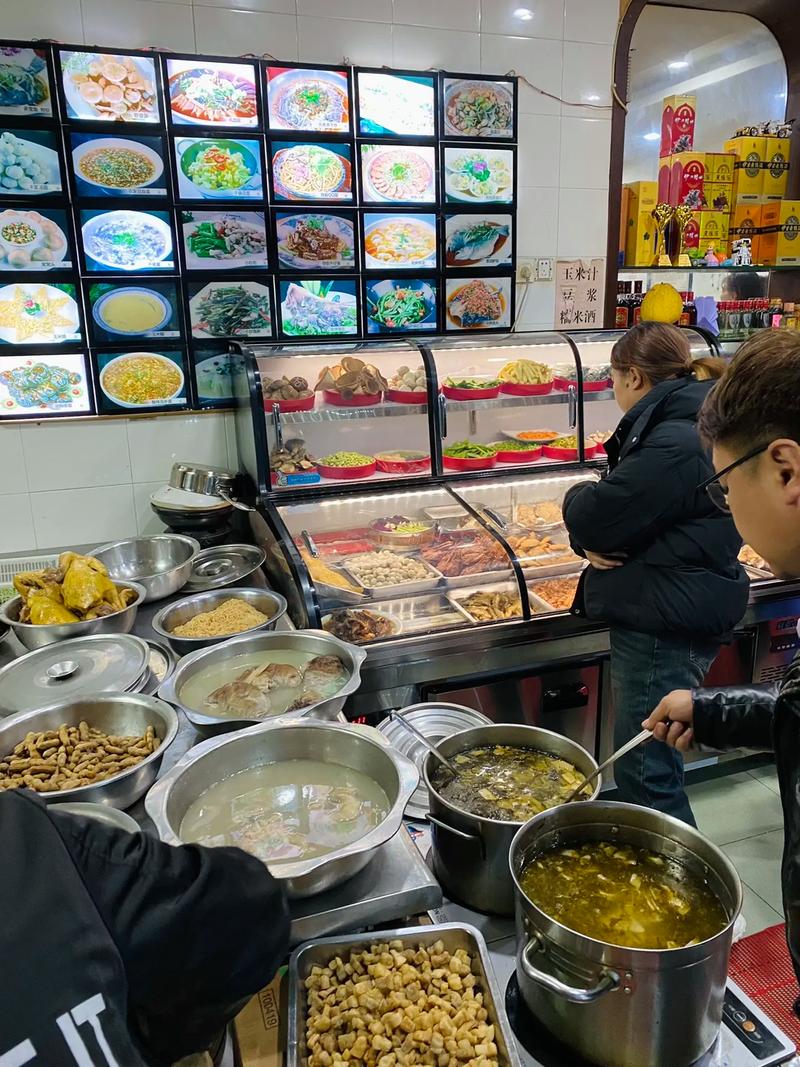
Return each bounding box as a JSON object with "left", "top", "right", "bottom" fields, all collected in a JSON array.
[{"left": 555, "top": 258, "right": 605, "bottom": 329}]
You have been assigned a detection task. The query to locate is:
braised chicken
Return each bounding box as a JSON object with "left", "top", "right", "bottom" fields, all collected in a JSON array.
[{"left": 13, "top": 552, "right": 136, "bottom": 624}]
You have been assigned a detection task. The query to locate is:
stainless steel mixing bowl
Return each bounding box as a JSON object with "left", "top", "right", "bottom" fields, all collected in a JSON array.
[
  {"left": 145, "top": 719, "right": 419, "bottom": 897},
  {"left": 151, "top": 586, "right": 288, "bottom": 655},
  {"left": 93, "top": 535, "right": 199, "bottom": 602},
  {"left": 0, "top": 582, "right": 146, "bottom": 651},
  {"left": 0, "top": 693, "right": 178, "bottom": 809}
]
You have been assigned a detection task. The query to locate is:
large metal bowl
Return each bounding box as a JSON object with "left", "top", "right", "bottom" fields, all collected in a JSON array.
[
  {"left": 151, "top": 586, "right": 288, "bottom": 655},
  {"left": 145, "top": 719, "right": 419, "bottom": 897},
  {"left": 158, "top": 628, "right": 366, "bottom": 735},
  {"left": 0, "top": 582, "right": 146, "bottom": 651},
  {"left": 0, "top": 693, "right": 178, "bottom": 809},
  {"left": 93, "top": 534, "right": 199, "bottom": 602}
]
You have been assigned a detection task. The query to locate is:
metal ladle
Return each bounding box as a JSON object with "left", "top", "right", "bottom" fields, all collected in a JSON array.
[
  {"left": 389, "top": 709, "right": 460, "bottom": 776},
  {"left": 563, "top": 728, "right": 653, "bottom": 803}
]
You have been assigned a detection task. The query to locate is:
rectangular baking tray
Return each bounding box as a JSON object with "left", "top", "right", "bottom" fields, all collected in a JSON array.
[
  {"left": 528, "top": 575, "right": 583, "bottom": 613},
  {"left": 422, "top": 503, "right": 486, "bottom": 532},
  {"left": 342, "top": 554, "right": 445, "bottom": 598},
  {"left": 286, "top": 923, "right": 523, "bottom": 1067},
  {"left": 521, "top": 558, "right": 585, "bottom": 580},
  {"left": 446, "top": 580, "right": 551, "bottom": 622},
  {"left": 440, "top": 565, "right": 516, "bottom": 590},
  {"left": 370, "top": 593, "right": 473, "bottom": 633}
]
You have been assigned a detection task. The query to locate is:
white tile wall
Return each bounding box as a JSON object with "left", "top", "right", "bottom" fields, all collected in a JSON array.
[{"left": 0, "top": 0, "right": 618, "bottom": 554}]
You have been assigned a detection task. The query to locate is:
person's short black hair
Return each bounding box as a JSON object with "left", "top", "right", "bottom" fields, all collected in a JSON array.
[
  {"left": 722, "top": 272, "right": 767, "bottom": 300},
  {"left": 698, "top": 331, "right": 800, "bottom": 448}
]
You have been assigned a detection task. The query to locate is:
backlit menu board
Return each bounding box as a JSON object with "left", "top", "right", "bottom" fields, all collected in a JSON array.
[{"left": 166, "top": 59, "right": 259, "bottom": 128}]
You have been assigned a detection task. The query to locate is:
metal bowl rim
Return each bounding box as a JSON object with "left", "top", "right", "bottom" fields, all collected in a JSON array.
[
  {"left": 150, "top": 586, "right": 289, "bottom": 646},
  {"left": 0, "top": 581, "right": 146, "bottom": 630},
  {"left": 0, "top": 692, "right": 179, "bottom": 802},
  {"left": 93, "top": 534, "right": 200, "bottom": 579},
  {"left": 145, "top": 718, "right": 419, "bottom": 880}
]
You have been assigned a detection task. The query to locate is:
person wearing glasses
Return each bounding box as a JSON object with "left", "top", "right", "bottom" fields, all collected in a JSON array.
[
  {"left": 563, "top": 322, "right": 748, "bottom": 824},
  {"left": 644, "top": 330, "right": 800, "bottom": 982}
]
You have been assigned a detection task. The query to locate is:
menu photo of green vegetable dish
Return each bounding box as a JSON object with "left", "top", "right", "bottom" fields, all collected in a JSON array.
[
  {"left": 175, "top": 137, "right": 262, "bottom": 199},
  {"left": 443, "top": 78, "right": 514, "bottom": 139},
  {"left": 189, "top": 280, "right": 273, "bottom": 338},
  {"left": 0, "top": 48, "right": 52, "bottom": 116},
  {"left": 366, "top": 279, "right": 437, "bottom": 334},
  {"left": 182, "top": 211, "right": 267, "bottom": 270}
]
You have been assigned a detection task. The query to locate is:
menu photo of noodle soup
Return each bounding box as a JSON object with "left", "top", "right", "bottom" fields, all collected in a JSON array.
[
  {"left": 0, "top": 281, "right": 81, "bottom": 345},
  {"left": 190, "top": 342, "right": 242, "bottom": 407},
  {"left": 96, "top": 348, "right": 186, "bottom": 412},
  {"left": 181, "top": 210, "right": 268, "bottom": 271},
  {"left": 0, "top": 208, "right": 73, "bottom": 272},
  {"left": 58, "top": 50, "right": 160, "bottom": 124},
  {"left": 80, "top": 208, "right": 175, "bottom": 272},
  {"left": 357, "top": 71, "right": 435, "bottom": 137},
  {"left": 445, "top": 213, "right": 513, "bottom": 268},
  {"left": 89, "top": 280, "right": 181, "bottom": 344},
  {"left": 173, "top": 136, "right": 264, "bottom": 200},
  {"left": 70, "top": 132, "right": 168, "bottom": 198},
  {"left": 266, "top": 66, "right": 350, "bottom": 133},
  {"left": 166, "top": 58, "right": 259, "bottom": 128},
  {"left": 365, "top": 277, "right": 437, "bottom": 335},
  {"left": 445, "top": 276, "right": 512, "bottom": 331},
  {"left": 275, "top": 211, "right": 355, "bottom": 271},
  {"left": 0, "top": 352, "right": 92, "bottom": 417},
  {"left": 270, "top": 141, "right": 353, "bottom": 203},
  {"left": 359, "top": 144, "right": 436, "bottom": 205},
  {"left": 0, "top": 47, "right": 52, "bottom": 117},
  {"left": 363, "top": 212, "right": 437, "bottom": 270},
  {"left": 0, "top": 129, "right": 62, "bottom": 196},
  {"left": 279, "top": 278, "right": 359, "bottom": 338},
  {"left": 188, "top": 278, "right": 273, "bottom": 339},
  {"left": 442, "top": 78, "right": 515, "bottom": 139}
]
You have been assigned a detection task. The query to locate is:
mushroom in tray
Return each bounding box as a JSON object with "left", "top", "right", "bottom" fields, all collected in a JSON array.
[
  {"left": 263, "top": 374, "right": 313, "bottom": 401},
  {"left": 270, "top": 438, "right": 317, "bottom": 475},
  {"left": 314, "top": 356, "right": 388, "bottom": 399}
]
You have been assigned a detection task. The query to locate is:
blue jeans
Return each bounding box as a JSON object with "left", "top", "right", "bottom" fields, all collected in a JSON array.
[{"left": 609, "top": 627, "right": 719, "bottom": 826}]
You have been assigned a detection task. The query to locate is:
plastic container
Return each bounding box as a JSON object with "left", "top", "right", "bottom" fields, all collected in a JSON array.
[
  {"left": 443, "top": 453, "right": 497, "bottom": 471},
  {"left": 374, "top": 451, "right": 431, "bottom": 475},
  {"left": 318, "top": 460, "right": 377, "bottom": 480},
  {"left": 385, "top": 388, "right": 427, "bottom": 405},
  {"left": 493, "top": 445, "right": 543, "bottom": 464},
  {"left": 442, "top": 381, "right": 501, "bottom": 401},
  {"left": 499, "top": 382, "right": 553, "bottom": 397},
  {"left": 263, "top": 393, "right": 315, "bottom": 413},
  {"left": 323, "top": 390, "right": 382, "bottom": 408}
]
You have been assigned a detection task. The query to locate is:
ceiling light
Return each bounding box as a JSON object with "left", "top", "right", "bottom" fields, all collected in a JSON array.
[
  {"left": 667, "top": 60, "right": 689, "bottom": 71},
  {"left": 513, "top": 7, "right": 534, "bottom": 20},
  {"left": 643, "top": 131, "right": 660, "bottom": 141}
]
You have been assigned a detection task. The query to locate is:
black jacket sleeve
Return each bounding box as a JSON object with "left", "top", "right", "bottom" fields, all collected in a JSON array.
[
  {"left": 49, "top": 808, "right": 290, "bottom": 1066},
  {"left": 692, "top": 684, "right": 779, "bottom": 752},
  {"left": 563, "top": 431, "right": 703, "bottom": 555}
]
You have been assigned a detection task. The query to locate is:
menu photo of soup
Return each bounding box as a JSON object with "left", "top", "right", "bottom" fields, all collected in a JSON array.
[
  {"left": 275, "top": 211, "right": 355, "bottom": 271},
  {"left": 359, "top": 144, "right": 436, "bottom": 205},
  {"left": 174, "top": 135, "right": 264, "bottom": 201},
  {"left": 181, "top": 210, "right": 268, "bottom": 271},
  {"left": 95, "top": 347, "right": 187, "bottom": 413},
  {"left": 58, "top": 50, "right": 160, "bottom": 123},
  {"left": 71, "top": 132, "right": 168, "bottom": 198},
  {"left": 188, "top": 278, "right": 273, "bottom": 340},
  {"left": 89, "top": 280, "right": 181, "bottom": 344},
  {"left": 0, "top": 47, "right": 52, "bottom": 117},
  {"left": 443, "top": 146, "right": 514, "bottom": 204},
  {"left": 442, "top": 77, "right": 515, "bottom": 139},
  {"left": 363, "top": 212, "right": 437, "bottom": 270},
  {"left": 0, "top": 208, "right": 73, "bottom": 272},
  {"left": 0, "top": 281, "right": 82, "bottom": 345},
  {"left": 445, "top": 213, "right": 513, "bottom": 268},
  {"left": 166, "top": 58, "right": 259, "bottom": 128},
  {"left": 190, "top": 342, "right": 242, "bottom": 407},
  {"left": 279, "top": 278, "right": 359, "bottom": 338},
  {"left": 270, "top": 141, "right": 353, "bottom": 203},
  {"left": 0, "top": 352, "right": 91, "bottom": 417},
  {"left": 365, "top": 277, "right": 437, "bottom": 335},
  {"left": 357, "top": 71, "right": 435, "bottom": 137},
  {"left": 0, "top": 129, "right": 62, "bottom": 196},
  {"left": 80, "top": 208, "right": 175, "bottom": 273},
  {"left": 265, "top": 66, "right": 350, "bottom": 133},
  {"left": 445, "top": 276, "right": 512, "bottom": 331}
]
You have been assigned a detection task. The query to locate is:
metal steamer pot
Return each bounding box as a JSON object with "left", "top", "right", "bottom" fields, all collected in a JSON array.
[
  {"left": 423, "top": 724, "right": 601, "bottom": 916},
  {"left": 169, "top": 461, "right": 254, "bottom": 512},
  {"left": 509, "top": 801, "right": 742, "bottom": 1067}
]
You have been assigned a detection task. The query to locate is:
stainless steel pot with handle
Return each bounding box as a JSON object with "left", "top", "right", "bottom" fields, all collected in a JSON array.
[
  {"left": 509, "top": 800, "right": 742, "bottom": 1067},
  {"left": 422, "top": 724, "right": 601, "bottom": 916},
  {"left": 169, "top": 461, "right": 254, "bottom": 511}
]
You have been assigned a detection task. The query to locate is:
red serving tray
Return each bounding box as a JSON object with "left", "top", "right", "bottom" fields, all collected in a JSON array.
[
  {"left": 499, "top": 382, "right": 554, "bottom": 396},
  {"left": 443, "top": 453, "right": 498, "bottom": 471},
  {"left": 554, "top": 376, "right": 611, "bottom": 392},
  {"left": 442, "top": 384, "right": 501, "bottom": 401},
  {"left": 318, "top": 460, "right": 377, "bottom": 480},
  {"left": 375, "top": 454, "right": 431, "bottom": 474},
  {"left": 323, "top": 390, "right": 382, "bottom": 407},
  {"left": 264, "top": 393, "right": 315, "bottom": 413},
  {"left": 493, "top": 446, "right": 543, "bottom": 463},
  {"left": 542, "top": 443, "right": 597, "bottom": 461},
  {"left": 385, "top": 388, "right": 427, "bottom": 404}
]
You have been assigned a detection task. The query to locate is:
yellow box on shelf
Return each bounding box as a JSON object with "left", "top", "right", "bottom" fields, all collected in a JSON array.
[
  {"left": 759, "top": 200, "right": 800, "bottom": 266},
  {"left": 725, "top": 136, "right": 767, "bottom": 201},
  {"left": 762, "top": 136, "right": 790, "bottom": 201}
]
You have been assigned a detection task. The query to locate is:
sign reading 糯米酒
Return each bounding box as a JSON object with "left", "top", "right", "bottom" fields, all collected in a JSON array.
[{"left": 555, "top": 259, "right": 606, "bottom": 328}]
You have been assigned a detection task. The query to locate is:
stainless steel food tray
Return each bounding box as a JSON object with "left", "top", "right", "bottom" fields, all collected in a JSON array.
[
  {"left": 520, "top": 558, "right": 584, "bottom": 580},
  {"left": 422, "top": 503, "right": 485, "bottom": 531},
  {"left": 440, "top": 565, "right": 515, "bottom": 590},
  {"left": 370, "top": 593, "right": 472, "bottom": 633},
  {"left": 446, "top": 581, "right": 551, "bottom": 623},
  {"left": 286, "top": 923, "right": 522, "bottom": 1067},
  {"left": 313, "top": 575, "right": 367, "bottom": 607},
  {"left": 342, "top": 554, "right": 445, "bottom": 598},
  {"left": 528, "top": 575, "right": 583, "bottom": 613}
]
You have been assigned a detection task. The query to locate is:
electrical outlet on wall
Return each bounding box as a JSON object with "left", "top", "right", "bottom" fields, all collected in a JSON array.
[
  {"left": 516, "top": 260, "right": 534, "bottom": 283},
  {"left": 536, "top": 258, "right": 554, "bottom": 280}
]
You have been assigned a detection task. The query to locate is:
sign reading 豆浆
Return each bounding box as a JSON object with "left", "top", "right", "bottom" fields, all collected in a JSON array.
[{"left": 555, "top": 258, "right": 606, "bottom": 328}]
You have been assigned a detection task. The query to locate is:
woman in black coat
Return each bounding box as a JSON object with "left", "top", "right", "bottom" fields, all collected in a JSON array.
[{"left": 563, "top": 322, "right": 748, "bottom": 824}]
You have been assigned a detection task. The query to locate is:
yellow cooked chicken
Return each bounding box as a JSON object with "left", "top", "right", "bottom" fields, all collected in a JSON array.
[{"left": 13, "top": 552, "right": 136, "bottom": 625}]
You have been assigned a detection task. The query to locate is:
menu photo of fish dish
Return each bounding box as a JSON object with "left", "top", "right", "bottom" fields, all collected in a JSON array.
[
  {"left": 363, "top": 213, "right": 437, "bottom": 270},
  {"left": 189, "top": 278, "right": 273, "bottom": 339},
  {"left": 445, "top": 276, "right": 512, "bottom": 331},
  {"left": 80, "top": 208, "right": 174, "bottom": 272},
  {"left": 271, "top": 141, "right": 353, "bottom": 202},
  {"left": 266, "top": 66, "right": 350, "bottom": 133},
  {"left": 357, "top": 71, "right": 435, "bottom": 137},
  {"left": 166, "top": 58, "right": 258, "bottom": 127},
  {"left": 279, "top": 278, "right": 359, "bottom": 338},
  {"left": 359, "top": 144, "right": 436, "bottom": 204},
  {"left": 443, "top": 77, "right": 515, "bottom": 139},
  {"left": 0, "top": 47, "right": 52, "bottom": 117},
  {"left": 445, "top": 213, "right": 512, "bottom": 267},
  {"left": 70, "top": 132, "right": 167, "bottom": 198},
  {"left": 0, "top": 353, "right": 91, "bottom": 417},
  {"left": 276, "top": 212, "right": 355, "bottom": 271},
  {"left": 365, "top": 278, "right": 437, "bottom": 335},
  {"left": 181, "top": 210, "right": 268, "bottom": 271}
]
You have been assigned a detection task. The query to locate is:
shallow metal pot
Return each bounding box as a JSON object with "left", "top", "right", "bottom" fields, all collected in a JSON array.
[
  {"left": 52, "top": 802, "right": 140, "bottom": 833},
  {"left": 145, "top": 719, "right": 419, "bottom": 898},
  {"left": 509, "top": 801, "right": 742, "bottom": 1067},
  {"left": 151, "top": 586, "right": 288, "bottom": 655},
  {"left": 0, "top": 582, "right": 145, "bottom": 651},
  {"left": 0, "top": 693, "right": 178, "bottom": 809},
  {"left": 423, "top": 724, "right": 600, "bottom": 916},
  {"left": 158, "top": 628, "right": 366, "bottom": 736},
  {"left": 93, "top": 534, "right": 199, "bottom": 602}
]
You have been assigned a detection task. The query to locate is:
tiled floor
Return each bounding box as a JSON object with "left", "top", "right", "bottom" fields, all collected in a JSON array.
[{"left": 687, "top": 763, "right": 785, "bottom": 934}]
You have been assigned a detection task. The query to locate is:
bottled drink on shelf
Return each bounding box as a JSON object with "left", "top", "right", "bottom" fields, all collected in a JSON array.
[
  {"left": 678, "top": 291, "right": 696, "bottom": 327},
  {"left": 631, "top": 280, "right": 644, "bottom": 325},
  {"left": 615, "top": 281, "right": 629, "bottom": 328}
]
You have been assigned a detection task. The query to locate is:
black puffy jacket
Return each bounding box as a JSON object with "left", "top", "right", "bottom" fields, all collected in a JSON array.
[
  {"left": 563, "top": 376, "right": 748, "bottom": 638},
  {"left": 692, "top": 663, "right": 800, "bottom": 986}
]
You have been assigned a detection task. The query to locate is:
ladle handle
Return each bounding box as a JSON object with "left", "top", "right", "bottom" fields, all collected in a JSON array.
[
  {"left": 564, "top": 727, "right": 653, "bottom": 803},
  {"left": 521, "top": 936, "right": 619, "bottom": 1004},
  {"left": 389, "top": 710, "right": 459, "bottom": 775}
]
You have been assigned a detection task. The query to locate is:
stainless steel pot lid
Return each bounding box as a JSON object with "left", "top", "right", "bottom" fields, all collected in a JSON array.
[
  {"left": 378, "top": 702, "right": 491, "bottom": 820},
  {"left": 184, "top": 543, "right": 266, "bottom": 591},
  {"left": 0, "top": 633, "right": 151, "bottom": 715}
]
